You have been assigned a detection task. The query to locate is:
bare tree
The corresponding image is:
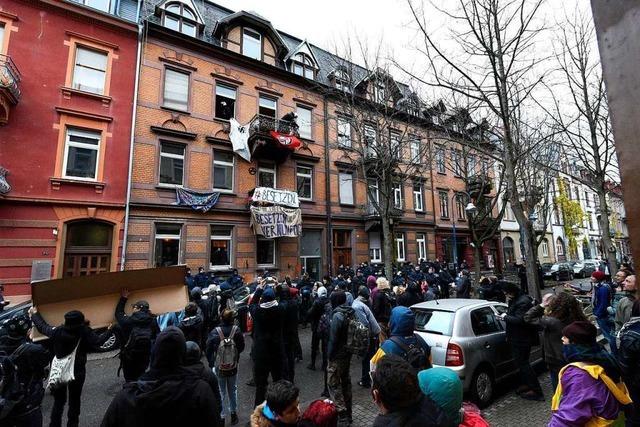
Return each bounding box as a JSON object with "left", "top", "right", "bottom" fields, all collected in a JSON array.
[
  {"left": 402, "top": 0, "right": 551, "bottom": 299},
  {"left": 543, "top": 11, "right": 619, "bottom": 274}
]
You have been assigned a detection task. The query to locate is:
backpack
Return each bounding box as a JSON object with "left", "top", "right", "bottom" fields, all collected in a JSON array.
[
  {"left": 122, "top": 326, "right": 152, "bottom": 360},
  {"left": 207, "top": 297, "right": 220, "bottom": 325},
  {"left": 317, "top": 302, "right": 332, "bottom": 338},
  {"left": 214, "top": 326, "right": 238, "bottom": 376},
  {"left": 345, "top": 310, "right": 370, "bottom": 356},
  {"left": 390, "top": 335, "right": 430, "bottom": 371},
  {"left": 382, "top": 290, "right": 396, "bottom": 319}
]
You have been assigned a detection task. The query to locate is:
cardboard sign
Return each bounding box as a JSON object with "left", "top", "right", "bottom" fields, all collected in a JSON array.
[
  {"left": 251, "top": 187, "right": 300, "bottom": 208},
  {"left": 250, "top": 205, "right": 302, "bottom": 238},
  {"left": 31, "top": 266, "right": 188, "bottom": 341}
]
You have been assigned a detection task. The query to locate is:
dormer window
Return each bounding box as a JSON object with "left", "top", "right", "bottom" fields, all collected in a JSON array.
[
  {"left": 334, "top": 69, "right": 351, "bottom": 93},
  {"left": 242, "top": 28, "right": 262, "bottom": 60},
  {"left": 291, "top": 53, "right": 315, "bottom": 79},
  {"left": 374, "top": 81, "right": 386, "bottom": 102},
  {"left": 163, "top": 2, "right": 198, "bottom": 37}
]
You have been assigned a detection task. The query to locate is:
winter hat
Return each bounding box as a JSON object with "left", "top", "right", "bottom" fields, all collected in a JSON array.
[
  {"left": 418, "top": 368, "right": 463, "bottom": 425},
  {"left": 184, "top": 341, "right": 201, "bottom": 365},
  {"left": 367, "top": 275, "right": 377, "bottom": 289},
  {"left": 562, "top": 321, "right": 597, "bottom": 346},
  {"left": 261, "top": 287, "right": 276, "bottom": 302},
  {"left": 64, "top": 310, "right": 85, "bottom": 327},
  {"left": 317, "top": 286, "right": 327, "bottom": 298},
  {"left": 150, "top": 326, "right": 186, "bottom": 372},
  {"left": 300, "top": 399, "right": 338, "bottom": 427},
  {"left": 591, "top": 270, "right": 606, "bottom": 282}
]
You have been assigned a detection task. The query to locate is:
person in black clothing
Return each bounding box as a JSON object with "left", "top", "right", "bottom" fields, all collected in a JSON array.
[
  {"left": 194, "top": 266, "right": 209, "bottom": 289},
  {"left": 206, "top": 308, "right": 245, "bottom": 426},
  {"left": 498, "top": 281, "right": 543, "bottom": 401},
  {"left": 191, "top": 287, "right": 219, "bottom": 338},
  {"left": 478, "top": 276, "right": 506, "bottom": 302},
  {"left": 455, "top": 270, "right": 472, "bottom": 299},
  {"left": 327, "top": 290, "right": 355, "bottom": 424},
  {"left": 101, "top": 327, "right": 220, "bottom": 427},
  {"left": 184, "top": 341, "right": 222, "bottom": 427},
  {"left": 372, "top": 278, "right": 394, "bottom": 340},
  {"left": 30, "top": 307, "right": 110, "bottom": 427},
  {"left": 371, "top": 355, "right": 448, "bottom": 427},
  {"left": 306, "top": 285, "right": 330, "bottom": 373},
  {"left": 436, "top": 268, "right": 454, "bottom": 299},
  {"left": 179, "top": 302, "right": 204, "bottom": 346},
  {"left": 115, "top": 289, "right": 159, "bottom": 382},
  {"left": 397, "top": 281, "right": 423, "bottom": 307},
  {"left": 249, "top": 285, "right": 286, "bottom": 407},
  {"left": 277, "top": 284, "right": 298, "bottom": 383},
  {"left": 350, "top": 270, "right": 366, "bottom": 300}
]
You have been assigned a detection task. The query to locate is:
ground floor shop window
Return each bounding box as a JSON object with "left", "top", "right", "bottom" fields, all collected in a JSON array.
[
  {"left": 154, "top": 223, "right": 181, "bottom": 267},
  {"left": 63, "top": 220, "right": 112, "bottom": 276},
  {"left": 211, "top": 226, "right": 232, "bottom": 269},
  {"left": 300, "top": 230, "right": 322, "bottom": 281}
]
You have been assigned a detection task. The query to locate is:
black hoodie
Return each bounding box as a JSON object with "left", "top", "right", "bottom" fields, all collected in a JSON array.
[
  {"left": 100, "top": 327, "right": 220, "bottom": 427},
  {"left": 115, "top": 297, "right": 159, "bottom": 342}
]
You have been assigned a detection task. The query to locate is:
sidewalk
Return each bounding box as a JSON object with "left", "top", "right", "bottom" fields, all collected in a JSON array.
[{"left": 483, "top": 373, "right": 553, "bottom": 426}]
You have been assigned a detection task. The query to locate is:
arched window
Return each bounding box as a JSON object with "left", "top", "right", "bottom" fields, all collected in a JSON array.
[
  {"left": 541, "top": 238, "right": 549, "bottom": 257},
  {"left": 556, "top": 238, "right": 565, "bottom": 256},
  {"left": 291, "top": 53, "right": 315, "bottom": 79},
  {"left": 163, "top": 2, "right": 198, "bottom": 37},
  {"left": 502, "top": 237, "right": 515, "bottom": 264},
  {"left": 63, "top": 221, "right": 113, "bottom": 277}
]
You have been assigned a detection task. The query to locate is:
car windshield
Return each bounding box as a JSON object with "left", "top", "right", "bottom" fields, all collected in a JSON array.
[
  {"left": 550, "top": 265, "right": 560, "bottom": 271},
  {"left": 413, "top": 309, "right": 454, "bottom": 336},
  {"left": 574, "top": 263, "right": 583, "bottom": 268}
]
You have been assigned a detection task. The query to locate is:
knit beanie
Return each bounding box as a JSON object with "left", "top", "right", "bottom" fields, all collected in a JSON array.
[
  {"left": 591, "top": 270, "right": 606, "bottom": 282},
  {"left": 562, "top": 321, "right": 597, "bottom": 346},
  {"left": 317, "top": 286, "right": 327, "bottom": 298}
]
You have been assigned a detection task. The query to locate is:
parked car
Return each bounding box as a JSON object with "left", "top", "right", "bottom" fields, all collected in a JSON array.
[
  {"left": 544, "top": 263, "right": 574, "bottom": 281},
  {"left": 573, "top": 261, "right": 598, "bottom": 278},
  {"left": 0, "top": 301, "right": 120, "bottom": 353},
  {"left": 411, "top": 299, "right": 542, "bottom": 407}
]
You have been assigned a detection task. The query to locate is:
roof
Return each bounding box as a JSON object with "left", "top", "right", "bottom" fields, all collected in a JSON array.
[
  {"left": 411, "top": 298, "right": 496, "bottom": 311},
  {"left": 66, "top": 0, "right": 139, "bottom": 22}
]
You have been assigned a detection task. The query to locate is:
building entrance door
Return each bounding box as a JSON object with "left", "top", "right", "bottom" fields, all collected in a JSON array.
[
  {"left": 63, "top": 221, "right": 113, "bottom": 277},
  {"left": 332, "top": 230, "right": 352, "bottom": 270}
]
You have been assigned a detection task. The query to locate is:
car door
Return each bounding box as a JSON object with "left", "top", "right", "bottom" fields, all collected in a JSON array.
[
  {"left": 491, "top": 304, "right": 515, "bottom": 377},
  {"left": 470, "top": 306, "right": 509, "bottom": 377}
]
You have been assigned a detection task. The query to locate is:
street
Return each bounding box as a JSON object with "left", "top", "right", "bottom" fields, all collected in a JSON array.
[{"left": 41, "top": 325, "right": 554, "bottom": 427}]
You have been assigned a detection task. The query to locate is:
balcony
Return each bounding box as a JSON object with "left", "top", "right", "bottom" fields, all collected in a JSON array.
[
  {"left": 364, "top": 202, "right": 403, "bottom": 230},
  {"left": 0, "top": 55, "right": 21, "bottom": 126},
  {"left": 248, "top": 114, "right": 301, "bottom": 163}
]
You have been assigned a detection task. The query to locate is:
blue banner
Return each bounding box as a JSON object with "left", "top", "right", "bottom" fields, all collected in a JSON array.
[{"left": 175, "top": 188, "right": 221, "bottom": 213}]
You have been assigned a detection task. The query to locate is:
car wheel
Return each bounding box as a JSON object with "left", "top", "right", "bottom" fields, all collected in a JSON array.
[
  {"left": 98, "top": 331, "right": 120, "bottom": 352},
  {"left": 471, "top": 367, "right": 494, "bottom": 408}
]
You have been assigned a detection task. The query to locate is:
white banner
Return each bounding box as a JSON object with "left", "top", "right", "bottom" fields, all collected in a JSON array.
[
  {"left": 250, "top": 205, "right": 302, "bottom": 238},
  {"left": 251, "top": 187, "right": 300, "bottom": 208}
]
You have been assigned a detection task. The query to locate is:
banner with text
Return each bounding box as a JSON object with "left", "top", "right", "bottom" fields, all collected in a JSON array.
[
  {"left": 251, "top": 187, "right": 300, "bottom": 208},
  {"left": 250, "top": 205, "right": 302, "bottom": 238}
]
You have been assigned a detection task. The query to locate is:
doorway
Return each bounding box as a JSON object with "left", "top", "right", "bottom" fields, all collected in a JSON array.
[{"left": 63, "top": 221, "right": 113, "bottom": 277}]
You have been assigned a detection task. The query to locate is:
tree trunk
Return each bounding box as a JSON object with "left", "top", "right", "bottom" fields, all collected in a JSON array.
[
  {"left": 381, "top": 216, "right": 394, "bottom": 279},
  {"left": 511, "top": 206, "right": 542, "bottom": 301},
  {"left": 596, "top": 189, "right": 618, "bottom": 276}
]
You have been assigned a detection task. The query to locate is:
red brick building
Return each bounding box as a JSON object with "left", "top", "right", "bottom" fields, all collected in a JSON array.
[{"left": 0, "top": 0, "right": 139, "bottom": 298}]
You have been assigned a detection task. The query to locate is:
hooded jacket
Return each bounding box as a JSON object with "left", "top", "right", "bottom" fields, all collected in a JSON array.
[
  {"left": 618, "top": 316, "right": 640, "bottom": 391},
  {"left": 307, "top": 295, "right": 330, "bottom": 333},
  {"left": 418, "top": 368, "right": 462, "bottom": 427},
  {"left": 249, "top": 287, "right": 285, "bottom": 361},
  {"left": 397, "top": 284, "right": 422, "bottom": 308},
  {"left": 328, "top": 304, "right": 355, "bottom": 360},
  {"left": 250, "top": 403, "right": 298, "bottom": 427},
  {"left": 179, "top": 313, "right": 204, "bottom": 345},
  {"left": 115, "top": 297, "right": 160, "bottom": 344},
  {"left": 101, "top": 327, "right": 220, "bottom": 427},
  {"left": 503, "top": 292, "right": 539, "bottom": 346},
  {"left": 371, "top": 394, "right": 448, "bottom": 427}
]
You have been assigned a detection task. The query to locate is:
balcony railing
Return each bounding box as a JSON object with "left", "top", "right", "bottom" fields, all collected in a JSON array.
[
  {"left": 0, "top": 54, "right": 21, "bottom": 103},
  {"left": 248, "top": 114, "right": 299, "bottom": 137}
]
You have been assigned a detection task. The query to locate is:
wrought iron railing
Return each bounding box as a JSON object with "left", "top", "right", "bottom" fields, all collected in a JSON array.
[
  {"left": 248, "top": 114, "right": 299, "bottom": 137},
  {"left": 0, "top": 54, "right": 21, "bottom": 102}
]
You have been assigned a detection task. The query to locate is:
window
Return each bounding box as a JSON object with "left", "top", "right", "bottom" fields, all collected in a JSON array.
[
  {"left": 297, "top": 106, "right": 312, "bottom": 139},
  {"left": 296, "top": 166, "right": 313, "bottom": 200},
  {"left": 451, "top": 149, "right": 462, "bottom": 176},
  {"left": 339, "top": 172, "right": 354, "bottom": 205},
  {"left": 63, "top": 128, "right": 101, "bottom": 180},
  {"left": 256, "top": 238, "right": 275, "bottom": 267},
  {"left": 395, "top": 233, "right": 405, "bottom": 262},
  {"left": 214, "top": 83, "right": 236, "bottom": 120},
  {"left": 213, "top": 150, "right": 234, "bottom": 192},
  {"left": 542, "top": 239, "right": 549, "bottom": 257},
  {"left": 72, "top": 47, "right": 108, "bottom": 95},
  {"left": 300, "top": 230, "right": 322, "bottom": 281},
  {"left": 159, "top": 142, "right": 185, "bottom": 186},
  {"left": 393, "top": 183, "right": 403, "bottom": 209},
  {"left": 456, "top": 194, "right": 466, "bottom": 220},
  {"left": 413, "top": 184, "right": 424, "bottom": 212},
  {"left": 210, "top": 226, "right": 232, "bottom": 269},
  {"left": 556, "top": 238, "right": 565, "bottom": 256},
  {"left": 163, "top": 68, "right": 189, "bottom": 111},
  {"left": 337, "top": 116, "right": 352, "bottom": 148},
  {"left": 63, "top": 221, "right": 112, "bottom": 277},
  {"left": 367, "top": 179, "right": 379, "bottom": 214},
  {"left": 0, "top": 25, "right": 4, "bottom": 53},
  {"left": 291, "top": 53, "right": 315, "bottom": 79},
  {"left": 585, "top": 192, "right": 590, "bottom": 207},
  {"left": 470, "top": 307, "right": 502, "bottom": 335},
  {"left": 410, "top": 139, "right": 420, "bottom": 163},
  {"left": 439, "top": 191, "right": 449, "bottom": 218},
  {"left": 334, "top": 70, "right": 351, "bottom": 92},
  {"left": 154, "top": 223, "right": 181, "bottom": 267},
  {"left": 242, "top": 28, "right": 262, "bottom": 60},
  {"left": 374, "top": 81, "right": 386, "bottom": 102},
  {"left": 82, "top": 0, "right": 111, "bottom": 13},
  {"left": 390, "top": 131, "right": 401, "bottom": 154},
  {"left": 467, "top": 155, "right": 477, "bottom": 176},
  {"left": 435, "top": 146, "right": 446, "bottom": 174},
  {"left": 259, "top": 95, "right": 277, "bottom": 118},
  {"left": 503, "top": 237, "right": 515, "bottom": 264},
  {"left": 257, "top": 163, "right": 276, "bottom": 188},
  {"left": 369, "top": 231, "right": 382, "bottom": 263},
  {"left": 481, "top": 159, "right": 489, "bottom": 176},
  {"left": 416, "top": 233, "right": 427, "bottom": 262},
  {"left": 365, "top": 124, "right": 377, "bottom": 156},
  {"left": 163, "top": 2, "right": 198, "bottom": 36},
  {"left": 553, "top": 204, "right": 561, "bottom": 224},
  {"left": 588, "top": 213, "right": 594, "bottom": 230}
]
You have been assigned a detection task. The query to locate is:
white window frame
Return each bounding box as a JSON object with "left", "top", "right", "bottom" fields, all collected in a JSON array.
[
  {"left": 257, "top": 163, "right": 276, "bottom": 188},
  {"left": 214, "top": 82, "right": 237, "bottom": 120},
  {"left": 395, "top": 233, "right": 406, "bottom": 262},
  {"left": 369, "top": 231, "right": 382, "bottom": 263},
  {"left": 72, "top": 46, "right": 108, "bottom": 95},
  {"left": 154, "top": 223, "right": 182, "bottom": 266},
  {"left": 337, "top": 116, "right": 352, "bottom": 148},
  {"left": 436, "top": 147, "right": 446, "bottom": 173},
  {"left": 365, "top": 124, "right": 377, "bottom": 156},
  {"left": 163, "top": 68, "right": 190, "bottom": 111},
  {"left": 210, "top": 226, "right": 233, "bottom": 270},
  {"left": 439, "top": 191, "right": 449, "bottom": 218},
  {"left": 542, "top": 239, "right": 549, "bottom": 257},
  {"left": 410, "top": 140, "right": 420, "bottom": 163},
  {"left": 416, "top": 233, "right": 427, "bottom": 262},
  {"left": 256, "top": 237, "right": 276, "bottom": 267},
  {"left": 213, "top": 150, "right": 234, "bottom": 193},
  {"left": 390, "top": 130, "right": 401, "bottom": 154},
  {"left": 393, "top": 183, "right": 403, "bottom": 209},
  {"left": 242, "top": 28, "right": 262, "bottom": 60},
  {"left": 413, "top": 184, "right": 424, "bottom": 212},
  {"left": 158, "top": 142, "right": 185, "bottom": 187},
  {"left": 258, "top": 95, "right": 277, "bottom": 118},
  {"left": 83, "top": 0, "right": 111, "bottom": 12},
  {"left": 62, "top": 127, "right": 101, "bottom": 181},
  {"left": 296, "top": 165, "right": 313, "bottom": 201},
  {"left": 338, "top": 171, "right": 354, "bottom": 205},
  {"left": 374, "top": 81, "right": 386, "bottom": 102},
  {"left": 297, "top": 105, "right": 312, "bottom": 139}
]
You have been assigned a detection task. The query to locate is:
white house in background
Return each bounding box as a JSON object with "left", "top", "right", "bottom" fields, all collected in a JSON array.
[{"left": 607, "top": 183, "right": 631, "bottom": 262}]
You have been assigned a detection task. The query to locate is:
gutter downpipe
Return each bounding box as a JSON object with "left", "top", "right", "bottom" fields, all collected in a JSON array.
[
  {"left": 323, "top": 96, "right": 333, "bottom": 277},
  {"left": 120, "top": 0, "right": 143, "bottom": 271}
]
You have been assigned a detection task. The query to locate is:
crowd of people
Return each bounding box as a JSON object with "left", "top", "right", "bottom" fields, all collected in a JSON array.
[{"left": 0, "top": 258, "right": 638, "bottom": 427}]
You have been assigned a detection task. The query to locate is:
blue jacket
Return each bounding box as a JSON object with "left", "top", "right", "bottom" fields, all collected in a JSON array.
[
  {"left": 379, "top": 306, "right": 428, "bottom": 358},
  {"left": 593, "top": 283, "right": 612, "bottom": 319},
  {"left": 352, "top": 297, "right": 381, "bottom": 335}
]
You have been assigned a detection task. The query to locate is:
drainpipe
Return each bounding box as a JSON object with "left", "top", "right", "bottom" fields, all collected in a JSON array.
[
  {"left": 120, "top": 0, "right": 143, "bottom": 271},
  {"left": 427, "top": 129, "right": 437, "bottom": 259},
  {"left": 323, "top": 97, "right": 333, "bottom": 276}
]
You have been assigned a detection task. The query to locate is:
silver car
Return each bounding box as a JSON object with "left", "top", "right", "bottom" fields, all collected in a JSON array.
[{"left": 411, "top": 299, "right": 543, "bottom": 407}]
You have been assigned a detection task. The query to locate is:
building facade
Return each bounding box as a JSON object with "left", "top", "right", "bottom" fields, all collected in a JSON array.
[{"left": 0, "top": 0, "right": 139, "bottom": 298}]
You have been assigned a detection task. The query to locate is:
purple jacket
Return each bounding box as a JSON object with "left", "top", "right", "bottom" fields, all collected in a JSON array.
[{"left": 548, "top": 366, "right": 622, "bottom": 426}]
